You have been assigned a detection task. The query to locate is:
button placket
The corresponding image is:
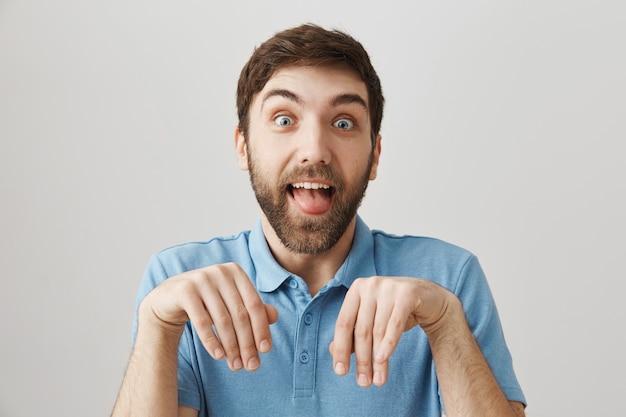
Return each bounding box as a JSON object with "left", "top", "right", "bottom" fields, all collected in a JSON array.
[{"left": 293, "top": 302, "right": 322, "bottom": 398}]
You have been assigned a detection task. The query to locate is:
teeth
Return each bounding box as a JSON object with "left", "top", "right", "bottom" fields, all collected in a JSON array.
[{"left": 291, "top": 182, "right": 330, "bottom": 190}]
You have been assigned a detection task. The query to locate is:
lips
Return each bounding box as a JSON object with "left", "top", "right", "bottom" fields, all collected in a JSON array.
[{"left": 289, "top": 181, "right": 334, "bottom": 215}]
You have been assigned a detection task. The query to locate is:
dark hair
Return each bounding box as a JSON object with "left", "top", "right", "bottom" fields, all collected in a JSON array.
[{"left": 236, "top": 24, "right": 384, "bottom": 144}]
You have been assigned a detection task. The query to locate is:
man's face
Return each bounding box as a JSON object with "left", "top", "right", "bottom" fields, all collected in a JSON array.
[{"left": 236, "top": 65, "right": 381, "bottom": 255}]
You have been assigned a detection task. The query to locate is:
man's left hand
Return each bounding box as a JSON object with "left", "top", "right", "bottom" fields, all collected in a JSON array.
[{"left": 329, "top": 276, "right": 455, "bottom": 387}]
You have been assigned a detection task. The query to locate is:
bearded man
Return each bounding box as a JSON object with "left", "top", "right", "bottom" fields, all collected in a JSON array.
[{"left": 111, "top": 24, "right": 526, "bottom": 417}]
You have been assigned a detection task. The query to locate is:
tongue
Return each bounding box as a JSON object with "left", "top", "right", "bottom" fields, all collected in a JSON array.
[{"left": 292, "top": 188, "right": 332, "bottom": 214}]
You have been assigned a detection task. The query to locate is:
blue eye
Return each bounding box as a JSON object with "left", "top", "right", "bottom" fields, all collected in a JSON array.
[
  {"left": 275, "top": 115, "right": 293, "bottom": 127},
  {"left": 334, "top": 119, "right": 354, "bottom": 130}
]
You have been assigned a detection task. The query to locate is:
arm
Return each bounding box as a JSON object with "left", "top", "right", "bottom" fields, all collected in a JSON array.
[
  {"left": 330, "top": 277, "right": 524, "bottom": 417},
  {"left": 110, "top": 302, "right": 184, "bottom": 417},
  {"left": 421, "top": 292, "right": 525, "bottom": 417},
  {"left": 111, "top": 263, "right": 277, "bottom": 417}
]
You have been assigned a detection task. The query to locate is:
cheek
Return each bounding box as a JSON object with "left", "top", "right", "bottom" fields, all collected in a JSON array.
[
  {"left": 343, "top": 149, "right": 373, "bottom": 176},
  {"left": 255, "top": 146, "right": 295, "bottom": 174},
  {"left": 249, "top": 152, "right": 284, "bottom": 182}
]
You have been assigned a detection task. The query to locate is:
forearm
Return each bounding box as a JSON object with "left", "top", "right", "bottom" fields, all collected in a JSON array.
[
  {"left": 423, "top": 297, "right": 522, "bottom": 417},
  {"left": 111, "top": 309, "right": 184, "bottom": 417}
]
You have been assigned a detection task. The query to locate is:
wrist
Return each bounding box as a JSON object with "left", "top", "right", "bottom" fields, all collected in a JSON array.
[
  {"left": 136, "top": 301, "right": 186, "bottom": 347},
  {"left": 420, "top": 293, "right": 465, "bottom": 340}
]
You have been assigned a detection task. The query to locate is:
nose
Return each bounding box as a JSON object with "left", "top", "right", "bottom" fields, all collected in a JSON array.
[{"left": 297, "top": 121, "right": 331, "bottom": 166}]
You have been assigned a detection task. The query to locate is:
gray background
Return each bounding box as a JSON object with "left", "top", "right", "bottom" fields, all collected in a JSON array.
[{"left": 1, "top": 1, "right": 624, "bottom": 416}]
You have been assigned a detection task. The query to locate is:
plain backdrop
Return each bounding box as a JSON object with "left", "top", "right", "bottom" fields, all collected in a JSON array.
[{"left": 1, "top": 1, "right": 624, "bottom": 416}]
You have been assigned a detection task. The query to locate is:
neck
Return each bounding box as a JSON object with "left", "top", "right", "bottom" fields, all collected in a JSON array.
[{"left": 260, "top": 215, "right": 356, "bottom": 296}]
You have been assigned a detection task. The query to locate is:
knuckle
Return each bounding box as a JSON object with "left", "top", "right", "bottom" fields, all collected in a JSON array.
[
  {"left": 353, "top": 324, "right": 371, "bottom": 339},
  {"left": 194, "top": 315, "right": 213, "bottom": 331},
  {"left": 356, "top": 357, "right": 372, "bottom": 368},
  {"left": 372, "top": 325, "right": 386, "bottom": 339},
  {"left": 210, "top": 263, "right": 229, "bottom": 278},
  {"left": 222, "top": 340, "right": 240, "bottom": 354},
  {"left": 231, "top": 304, "right": 250, "bottom": 323},
  {"left": 330, "top": 342, "right": 348, "bottom": 356},
  {"left": 219, "top": 261, "right": 242, "bottom": 275},
  {"left": 388, "top": 315, "right": 404, "bottom": 331},
  {"left": 176, "top": 279, "right": 197, "bottom": 298},
  {"left": 245, "top": 295, "right": 264, "bottom": 311},
  {"left": 239, "top": 341, "right": 257, "bottom": 355},
  {"left": 208, "top": 262, "right": 238, "bottom": 279},
  {"left": 333, "top": 347, "right": 349, "bottom": 358},
  {"left": 201, "top": 331, "right": 217, "bottom": 347},
  {"left": 213, "top": 311, "right": 233, "bottom": 328},
  {"left": 335, "top": 317, "right": 354, "bottom": 332}
]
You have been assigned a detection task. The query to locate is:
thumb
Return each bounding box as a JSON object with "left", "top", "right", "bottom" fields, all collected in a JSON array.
[{"left": 264, "top": 304, "right": 279, "bottom": 324}]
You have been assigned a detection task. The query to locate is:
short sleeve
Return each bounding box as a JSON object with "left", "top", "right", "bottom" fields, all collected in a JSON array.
[
  {"left": 131, "top": 254, "right": 203, "bottom": 411},
  {"left": 454, "top": 255, "right": 526, "bottom": 406},
  {"left": 177, "top": 323, "right": 203, "bottom": 411},
  {"left": 132, "top": 254, "right": 168, "bottom": 343}
]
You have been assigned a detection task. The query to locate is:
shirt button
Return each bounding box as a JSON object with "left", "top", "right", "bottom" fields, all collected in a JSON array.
[
  {"left": 303, "top": 314, "right": 313, "bottom": 325},
  {"left": 299, "top": 352, "right": 310, "bottom": 363},
  {"left": 289, "top": 279, "right": 299, "bottom": 289}
]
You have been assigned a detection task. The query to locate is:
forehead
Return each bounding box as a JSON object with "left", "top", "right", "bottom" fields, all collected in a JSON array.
[{"left": 254, "top": 65, "right": 369, "bottom": 108}]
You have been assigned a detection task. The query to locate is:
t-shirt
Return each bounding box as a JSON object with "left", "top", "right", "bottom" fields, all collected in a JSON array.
[{"left": 134, "top": 216, "right": 526, "bottom": 416}]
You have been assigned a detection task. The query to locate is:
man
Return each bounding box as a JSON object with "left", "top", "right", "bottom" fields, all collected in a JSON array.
[{"left": 111, "top": 24, "right": 526, "bottom": 417}]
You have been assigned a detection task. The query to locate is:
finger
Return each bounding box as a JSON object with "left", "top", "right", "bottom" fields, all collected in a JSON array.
[
  {"left": 378, "top": 303, "right": 409, "bottom": 362},
  {"left": 216, "top": 274, "right": 260, "bottom": 372},
  {"left": 370, "top": 301, "right": 395, "bottom": 387},
  {"left": 233, "top": 273, "right": 275, "bottom": 358},
  {"left": 372, "top": 303, "right": 408, "bottom": 386},
  {"left": 264, "top": 304, "right": 279, "bottom": 325},
  {"left": 181, "top": 291, "right": 224, "bottom": 361},
  {"left": 332, "top": 283, "right": 361, "bottom": 377},
  {"left": 198, "top": 280, "right": 245, "bottom": 371},
  {"left": 353, "top": 297, "right": 377, "bottom": 388}
]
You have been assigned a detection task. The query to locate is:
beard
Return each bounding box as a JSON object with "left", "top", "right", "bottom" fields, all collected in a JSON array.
[{"left": 248, "top": 152, "right": 373, "bottom": 255}]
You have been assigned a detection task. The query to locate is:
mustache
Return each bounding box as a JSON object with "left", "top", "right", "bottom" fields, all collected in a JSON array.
[{"left": 280, "top": 165, "right": 343, "bottom": 191}]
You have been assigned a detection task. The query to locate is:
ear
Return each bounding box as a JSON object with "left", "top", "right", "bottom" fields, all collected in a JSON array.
[
  {"left": 234, "top": 127, "right": 249, "bottom": 171},
  {"left": 368, "top": 134, "right": 382, "bottom": 181}
]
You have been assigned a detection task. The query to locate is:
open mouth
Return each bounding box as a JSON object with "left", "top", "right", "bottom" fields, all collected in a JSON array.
[{"left": 288, "top": 182, "right": 335, "bottom": 215}]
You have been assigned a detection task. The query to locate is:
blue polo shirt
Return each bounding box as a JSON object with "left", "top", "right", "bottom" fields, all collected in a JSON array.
[{"left": 134, "top": 216, "right": 525, "bottom": 416}]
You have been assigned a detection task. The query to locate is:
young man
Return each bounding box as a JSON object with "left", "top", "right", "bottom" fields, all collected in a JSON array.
[{"left": 111, "top": 24, "right": 526, "bottom": 417}]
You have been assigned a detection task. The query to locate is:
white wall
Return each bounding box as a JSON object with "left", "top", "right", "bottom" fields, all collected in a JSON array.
[{"left": 1, "top": 1, "right": 624, "bottom": 416}]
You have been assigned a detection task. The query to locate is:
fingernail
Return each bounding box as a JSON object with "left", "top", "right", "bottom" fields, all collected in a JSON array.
[
  {"left": 232, "top": 357, "right": 243, "bottom": 370},
  {"left": 247, "top": 357, "right": 260, "bottom": 371},
  {"left": 358, "top": 373, "right": 369, "bottom": 387},
  {"left": 335, "top": 362, "right": 347, "bottom": 375},
  {"left": 259, "top": 339, "right": 271, "bottom": 353},
  {"left": 373, "top": 371, "right": 383, "bottom": 385},
  {"left": 214, "top": 347, "right": 224, "bottom": 359}
]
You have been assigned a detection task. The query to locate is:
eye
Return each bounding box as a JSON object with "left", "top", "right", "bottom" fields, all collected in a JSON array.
[
  {"left": 333, "top": 118, "right": 354, "bottom": 130},
  {"left": 274, "top": 115, "right": 293, "bottom": 127}
]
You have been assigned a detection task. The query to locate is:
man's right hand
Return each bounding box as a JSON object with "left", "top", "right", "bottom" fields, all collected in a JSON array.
[{"left": 138, "top": 262, "right": 278, "bottom": 372}]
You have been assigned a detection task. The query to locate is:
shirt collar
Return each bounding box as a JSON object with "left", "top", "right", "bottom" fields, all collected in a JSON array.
[
  {"left": 249, "top": 215, "right": 378, "bottom": 293},
  {"left": 249, "top": 219, "right": 292, "bottom": 292}
]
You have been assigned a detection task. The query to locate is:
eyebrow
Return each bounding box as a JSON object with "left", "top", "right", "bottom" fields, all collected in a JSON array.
[
  {"left": 330, "top": 93, "right": 369, "bottom": 113},
  {"left": 261, "top": 89, "right": 303, "bottom": 110},
  {"left": 260, "top": 89, "right": 369, "bottom": 114}
]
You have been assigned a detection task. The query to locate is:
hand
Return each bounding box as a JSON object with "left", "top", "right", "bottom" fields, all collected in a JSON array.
[
  {"left": 329, "top": 276, "right": 454, "bottom": 387},
  {"left": 139, "top": 262, "right": 278, "bottom": 372}
]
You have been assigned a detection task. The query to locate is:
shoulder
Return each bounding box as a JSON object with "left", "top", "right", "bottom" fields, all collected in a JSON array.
[
  {"left": 370, "top": 229, "right": 474, "bottom": 261},
  {"left": 151, "top": 230, "right": 253, "bottom": 276},
  {"left": 368, "top": 229, "right": 480, "bottom": 290}
]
